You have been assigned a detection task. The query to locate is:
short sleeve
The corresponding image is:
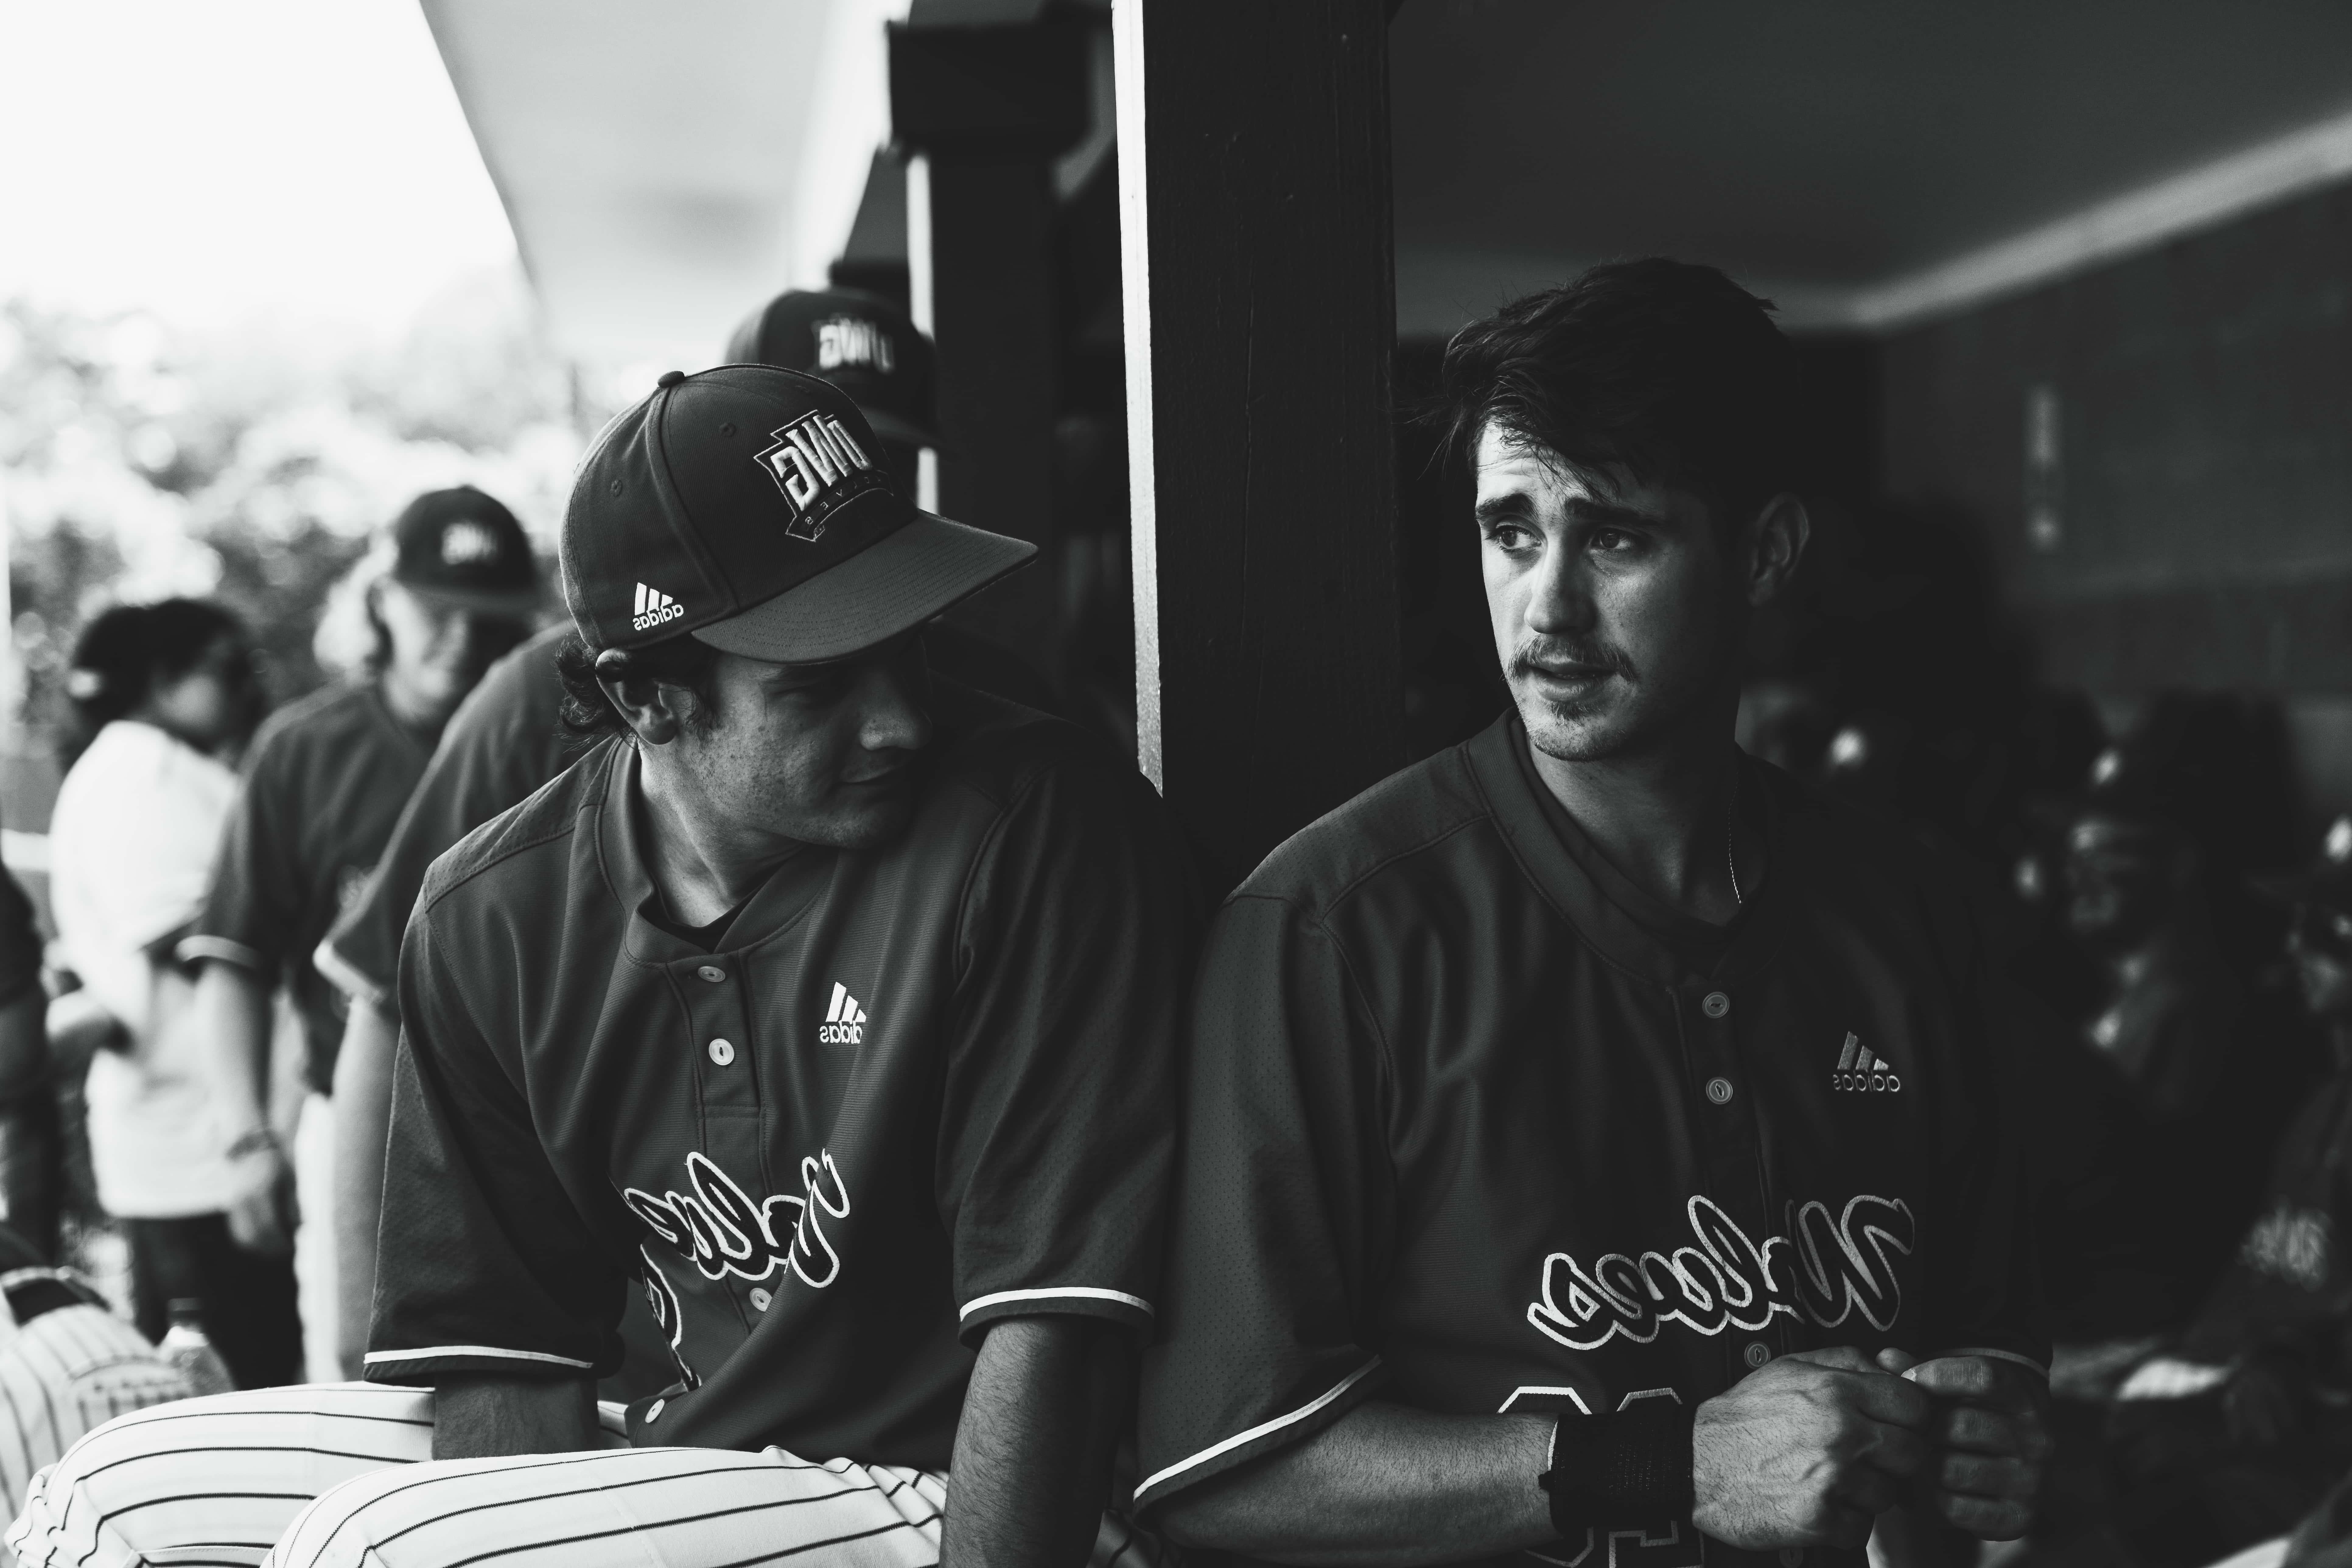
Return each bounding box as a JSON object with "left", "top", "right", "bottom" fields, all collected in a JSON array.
[
  {"left": 180, "top": 737, "right": 303, "bottom": 976},
  {"left": 363, "top": 904, "right": 626, "bottom": 1384},
  {"left": 319, "top": 647, "right": 576, "bottom": 1010},
  {"left": 936, "top": 754, "right": 1194, "bottom": 1347},
  {"left": 1131, "top": 893, "right": 1395, "bottom": 1513}
]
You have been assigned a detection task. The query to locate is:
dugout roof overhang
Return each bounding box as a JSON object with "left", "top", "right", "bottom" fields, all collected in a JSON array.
[{"left": 425, "top": 0, "right": 2352, "bottom": 355}]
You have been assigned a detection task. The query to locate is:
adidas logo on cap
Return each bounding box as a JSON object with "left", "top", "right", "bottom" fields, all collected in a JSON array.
[
  {"left": 1831, "top": 1032, "right": 1900, "bottom": 1094},
  {"left": 819, "top": 982, "right": 867, "bottom": 1046},
  {"left": 632, "top": 583, "right": 684, "bottom": 632}
]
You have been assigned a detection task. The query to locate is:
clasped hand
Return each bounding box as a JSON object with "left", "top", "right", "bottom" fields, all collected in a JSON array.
[{"left": 1689, "top": 1347, "right": 2051, "bottom": 1551}]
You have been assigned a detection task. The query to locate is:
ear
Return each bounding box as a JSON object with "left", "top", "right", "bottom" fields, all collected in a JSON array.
[
  {"left": 593, "top": 649, "right": 691, "bottom": 747},
  {"left": 1743, "top": 492, "right": 1811, "bottom": 607}
]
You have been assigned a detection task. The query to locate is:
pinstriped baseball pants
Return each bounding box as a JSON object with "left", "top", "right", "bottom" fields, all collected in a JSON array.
[{"left": 7, "top": 1383, "right": 1164, "bottom": 1568}]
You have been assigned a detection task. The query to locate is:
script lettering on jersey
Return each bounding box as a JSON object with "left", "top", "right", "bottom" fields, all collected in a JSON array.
[
  {"left": 1527, "top": 1193, "right": 1915, "bottom": 1352},
  {"left": 623, "top": 1149, "right": 852, "bottom": 1291}
]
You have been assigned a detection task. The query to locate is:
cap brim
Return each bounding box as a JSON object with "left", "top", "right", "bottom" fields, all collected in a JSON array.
[
  {"left": 691, "top": 513, "right": 1036, "bottom": 664},
  {"left": 395, "top": 580, "right": 544, "bottom": 619}
]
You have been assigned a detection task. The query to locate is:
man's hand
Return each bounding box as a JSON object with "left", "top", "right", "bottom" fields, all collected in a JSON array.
[
  {"left": 223, "top": 1135, "right": 296, "bottom": 1256},
  {"left": 1692, "top": 1348, "right": 1933, "bottom": 1550},
  {"left": 1905, "top": 1356, "right": 2052, "bottom": 1541}
]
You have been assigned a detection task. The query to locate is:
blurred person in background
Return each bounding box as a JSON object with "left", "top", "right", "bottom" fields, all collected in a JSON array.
[
  {"left": 2087, "top": 817, "right": 2352, "bottom": 1568},
  {"left": 180, "top": 486, "right": 537, "bottom": 1378},
  {"left": 45, "top": 599, "right": 285, "bottom": 1380},
  {"left": 316, "top": 290, "right": 1049, "bottom": 1382},
  {"left": 2064, "top": 698, "right": 2317, "bottom": 1321}
]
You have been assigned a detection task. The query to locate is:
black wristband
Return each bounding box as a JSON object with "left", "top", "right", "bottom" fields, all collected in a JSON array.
[{"left": 1538, "top": 1399, "right": 1697, "bottom": 1539}]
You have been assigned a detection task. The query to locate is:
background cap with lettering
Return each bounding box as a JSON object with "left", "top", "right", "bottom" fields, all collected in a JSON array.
[
  {"left": 563, "top": 364, "right": 1032, "bottom": 663},
  {"left": 388, "top": 485, "right": 539, "bottom": 617},
  {"left": 723, "top": 288, "right": 936, "bottom": 449}
]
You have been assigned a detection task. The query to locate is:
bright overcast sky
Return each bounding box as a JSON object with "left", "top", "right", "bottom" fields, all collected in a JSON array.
[{"left": 0, "top": 0, "right": 516, "bottom": 333}]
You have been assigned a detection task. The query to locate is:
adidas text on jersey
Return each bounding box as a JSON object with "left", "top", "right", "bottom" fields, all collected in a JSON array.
[
  {"left": 1832, "top": 1032, "right": 1900, "bottom": 1094},
  {"left": 818, "top": 982, "right": 866, "bottom": 1046},
  {"left": 633, "top": 583, "right": 685, "bottom": 632}
]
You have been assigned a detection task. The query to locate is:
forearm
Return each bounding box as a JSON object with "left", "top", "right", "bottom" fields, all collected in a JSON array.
[
  {"left": 431, "top": 1375, "right": 597, "bottom": 1460},
  {"left": 942, "top": 1316, "right": 1127, "bottom": 1568},
  {"left": 192, "top": 961, "right": 274, "bottom": 1134},
  {"left": 1157, "top": 1401, "right": 1556, "bottom": 1568},
  {"left": 331, "top": 1003, "right": 398, "bottom": 1377}
]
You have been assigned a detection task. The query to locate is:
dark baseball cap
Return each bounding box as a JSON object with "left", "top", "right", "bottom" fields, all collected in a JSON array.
[
  {"left": 723, "top": 289, "right": 936, "bottom": 448},
  {"left": 562, "top": 365, "right": 1032, "bottom": 663},
  {"left": 389, "top": 486, "right": 539, "bottom": 616}
]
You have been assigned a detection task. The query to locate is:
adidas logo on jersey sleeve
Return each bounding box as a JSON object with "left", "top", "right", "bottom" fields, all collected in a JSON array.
[
  {"left": 819, "top": 982, "right": 867, "bottom": 1046},
  {"left": 1831, "top": 1032, "right": 1900, "bottom": 1093},
  {"left": 632, "top": 582, "right": 684, "bottom": 631}
]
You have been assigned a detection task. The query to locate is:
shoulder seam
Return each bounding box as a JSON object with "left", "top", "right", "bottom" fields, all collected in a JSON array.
[{"left": 420, "top": 819, "right": 579, "bottom": 918}]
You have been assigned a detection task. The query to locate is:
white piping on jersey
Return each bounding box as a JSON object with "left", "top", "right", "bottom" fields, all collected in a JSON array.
[
  {"left": 957, "top": 1286, "right": 1153, "bottom": 1321},
  {"left": 1930, "top": 1346, "right": 2051, "bottom": 1379},
  {"left": 363, "top": 1345, "right": 595, "bottom": 1370},
  {"left": 1136, "top": 1357, "right": 1382, "bottom": 1501},
  {"left": 313, "top": 935, "right": 388, "bottom": 1009},
  {"left": 176, "top": 933, "right": 265, "bottom": 973}
]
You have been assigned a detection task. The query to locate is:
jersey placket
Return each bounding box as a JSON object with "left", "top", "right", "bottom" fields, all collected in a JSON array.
[
  {"left": 674, "top": 954, "right": 772, "bottom": 1324},
  {"left": 1680, "top": 974, "right": 1781, "bottom": 1379}
]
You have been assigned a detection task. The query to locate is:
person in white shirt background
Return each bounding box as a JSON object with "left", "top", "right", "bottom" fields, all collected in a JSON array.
[{"left": 46, "top": 599, "right": 298, "bottom": 1388}]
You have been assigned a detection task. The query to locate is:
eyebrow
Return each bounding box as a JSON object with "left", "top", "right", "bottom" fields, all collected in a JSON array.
[{"left": 1472, "top": 493, "right": 1654, "bottom": 528}]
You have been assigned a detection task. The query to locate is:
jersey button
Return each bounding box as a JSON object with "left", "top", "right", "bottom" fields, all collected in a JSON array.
[
  {"left": 707, "top": 1038, "right": 736, "bottom": 1066},
  {"left": 1705, "top": 1076, "right": 1735, "bottom": 1105},
  {"left": 1701, "top": 990, "right": 1731, "bottom": 1019},
  {"left": 696, "top": 965, "right": 726, "bottom": 983},
  {"left": 645, "top": 1398, "right": 666, "bottom": 1423},
  {"left": 1745, "top": 1339, "right": 1773, "bottom": 1368},
  {"left": 749, "top": 1287, "right": 772, "bottom": 1312}
]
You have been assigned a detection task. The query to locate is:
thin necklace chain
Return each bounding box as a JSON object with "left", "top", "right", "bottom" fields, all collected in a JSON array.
[{"left": 1727, "top": 823, "right": 1743, "bottom": 908}]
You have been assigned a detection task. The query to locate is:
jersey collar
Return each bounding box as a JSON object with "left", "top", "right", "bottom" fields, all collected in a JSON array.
[
  {"left": 592, "top": 745, "right": 831, "bottom": 966},
  {"left": 1463, "top": 713, "right": 1788, "bottom": 989}
]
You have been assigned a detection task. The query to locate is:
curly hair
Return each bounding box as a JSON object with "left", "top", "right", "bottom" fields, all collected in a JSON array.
[{"left": 553, "top": 632, "right": 724, "bottom": 744}]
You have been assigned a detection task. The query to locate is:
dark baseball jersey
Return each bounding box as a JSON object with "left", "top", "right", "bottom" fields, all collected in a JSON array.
[
  {"left": 0, "top": 865, "right": 42, "bottom": 1013},
  {"left": 364, "top": 685, "right": 1191, "bottom": 1469},
  {"left": 2181, "top": 1064, "right": 2352, "bottom": 1364},
  {"left": 1133, "top": 714, "right": 2044, "bottom": 1567},
  {"left": 183, "top": 683, "right": 435, "bottom": 1091},
  {"left": 316, "top": 625, "right": 573, "bottom": 1011}
]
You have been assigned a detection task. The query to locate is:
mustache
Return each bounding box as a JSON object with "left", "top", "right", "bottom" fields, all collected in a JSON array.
[{"left": 1508, "top": 635, "right": 1635, "bottom": 683}]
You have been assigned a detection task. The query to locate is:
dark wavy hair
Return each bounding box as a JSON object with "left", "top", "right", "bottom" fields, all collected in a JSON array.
[
  {"left": 58, "top": 599, "right": 254, "bottom": 768},
  {"left": 1436, "top": 258, "right": 1802, "bottom": 535},
  {"left": 553, "top": 632, "right": 723, "bottom": 745}
]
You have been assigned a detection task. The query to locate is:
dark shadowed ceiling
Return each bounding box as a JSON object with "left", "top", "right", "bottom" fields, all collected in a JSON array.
[{"left": 1389, "top": 1, "right": 2352, "bottom": 333}]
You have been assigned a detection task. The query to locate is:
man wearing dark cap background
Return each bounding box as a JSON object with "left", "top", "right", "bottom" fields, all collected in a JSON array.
[
  {"left": 179, "top": 485, "right": 538, "bottom": 1363},
  {"left": 14, "top": 366, "right": 1189, "bottom": 1568}
]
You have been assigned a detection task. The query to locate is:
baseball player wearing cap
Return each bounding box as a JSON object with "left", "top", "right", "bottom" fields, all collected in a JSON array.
[
  {"left": 313, "top": 291, "right": 1045, "bottom": 1384},
  {"left": 14, "top": 366, "right": 1189, "bottom": 1568},
  {"left": 178, "top": 488, "right": 539, "bottom": 1320},
  {"left": 1133, "top": 261, "right": 2049, "bottom": 1568}
]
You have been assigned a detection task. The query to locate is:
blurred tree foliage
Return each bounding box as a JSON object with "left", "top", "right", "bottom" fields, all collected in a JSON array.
[{"left": 0, "top": 267, "right": 583, "bottom": 759}]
